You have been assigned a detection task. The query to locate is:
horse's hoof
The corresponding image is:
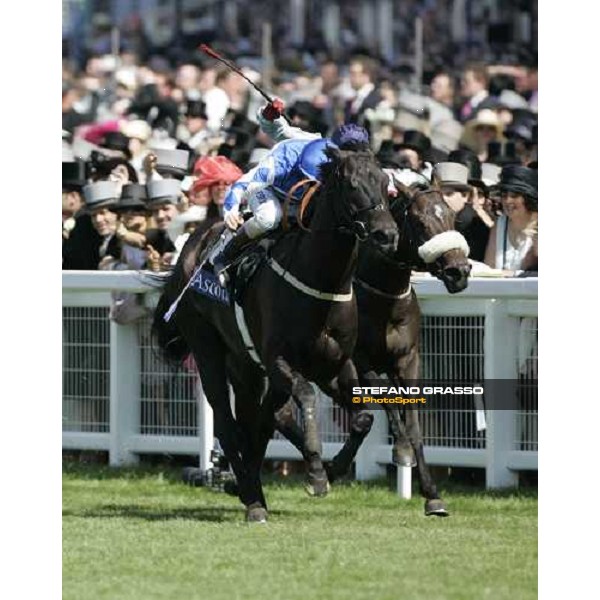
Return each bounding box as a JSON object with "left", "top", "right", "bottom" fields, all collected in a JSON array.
[
  {"left": 393, "top": 448, "right": 417, "bottom": 468},
  {"left": 182, "top": 467, "right": 203, "bottom": 486},
  {"left": 246, "top": 503, "right": 268, "bottom": 523},
  {"left": 425, "top": 499, "right": 449, "bottom": 517},
  {"left": 305, "top": 477, "right": 330, "bottom": 497}
]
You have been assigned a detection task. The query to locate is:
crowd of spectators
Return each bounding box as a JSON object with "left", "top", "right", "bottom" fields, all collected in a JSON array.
[{"left": 63, "top": 45, "right": 538, "bottom": 289}]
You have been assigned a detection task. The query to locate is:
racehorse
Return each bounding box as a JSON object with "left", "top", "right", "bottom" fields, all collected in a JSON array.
[
  {"left": 152, "top": 147, "right": 398, "bottom": 522},
  {"left": 274, "top": 185, "right": 471, "bottom": 515}
]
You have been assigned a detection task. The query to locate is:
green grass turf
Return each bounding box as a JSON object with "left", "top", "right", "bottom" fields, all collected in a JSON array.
[{"left": 63, "top": 463, "right": 537, "bottom": 600}]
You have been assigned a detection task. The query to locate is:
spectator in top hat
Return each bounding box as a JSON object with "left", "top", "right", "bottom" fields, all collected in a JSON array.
[
  {"left": 81, "top": 181, "right": 122, "bottom": 268},
  {"left": 63, "top": 162, "right": 124, "bottom": 271},
  {"left": 448, "top": 149, "right": 495, "bottom": 223},
  {"left": 395, "top": 130, "right": 433, "bottom": 177},
  {"left": 432, "top": 161, "right": 489, "bottom": 263},
  {"left": 112, "top": 184, "right": 151, "bottom": 269},
  {"left": 62, "top": 160, "right": 87, "bottom": 240},
  {"left": 376, "top": 139, "right": 429, "bottom": 193},
  {"left": 145, "top": 179, "right": 181, "bottom": 270},
  {"left": 484, "top": 165, "right": 538, "bottom": 273},
  {"left": 177, "top": 100, "right": 210, "bottom": 152}
]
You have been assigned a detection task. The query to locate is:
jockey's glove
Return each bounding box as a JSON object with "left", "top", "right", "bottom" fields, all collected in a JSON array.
[
  {"left": 262, "top": 98, "right": 285, "bottom": 121},
  {"left": 224, "top": 205, "right": 243, "bottom": 230}
]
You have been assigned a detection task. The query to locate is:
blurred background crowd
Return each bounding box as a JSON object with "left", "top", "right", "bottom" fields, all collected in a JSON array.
[{"left": 63, "top": 0, "right": 538, "bottom": 282}]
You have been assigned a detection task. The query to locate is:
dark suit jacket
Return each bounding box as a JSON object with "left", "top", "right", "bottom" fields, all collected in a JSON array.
[
  {"left": 344, "top": 88, "right": 383, "bottom": 125},
  {"left": 62, "top": 214, "right": 122, "bottom": 270}
]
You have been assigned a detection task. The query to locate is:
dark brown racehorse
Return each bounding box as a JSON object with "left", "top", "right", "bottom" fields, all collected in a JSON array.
[
  {"left": 152, "top": 148, "right": 398, "bottom": 522},
  {"left": 274, "top": 185, "right": 471, "bottom": 515}
]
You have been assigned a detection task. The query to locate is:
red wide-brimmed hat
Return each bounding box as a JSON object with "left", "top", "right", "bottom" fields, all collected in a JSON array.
[{"left": 192, "top": 156, "right": 243, "bottom": 192}]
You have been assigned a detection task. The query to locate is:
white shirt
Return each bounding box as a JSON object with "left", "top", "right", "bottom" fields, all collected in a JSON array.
[
  {"left": 203, "top": 87, "right": 230, "bottom": 132},
  {"left": 350, "top": 82, "right": 375, "bottom": 115}
]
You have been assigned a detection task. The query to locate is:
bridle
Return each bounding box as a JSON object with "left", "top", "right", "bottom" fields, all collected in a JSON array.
[{"left": 388, "top": 188, "right": 455, "bottom": 276}]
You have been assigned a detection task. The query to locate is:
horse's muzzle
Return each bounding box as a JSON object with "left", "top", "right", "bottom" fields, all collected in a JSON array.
[
  {"left": 369, "top": 226, "right": 399, "bottom": 256},
  {"left": 440, "top": 264, "right": 471, "bottom": 294}
]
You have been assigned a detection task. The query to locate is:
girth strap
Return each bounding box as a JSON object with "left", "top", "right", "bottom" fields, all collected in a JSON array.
[{"left": 268, "top": 258, "right": 353, "bottom": 302}]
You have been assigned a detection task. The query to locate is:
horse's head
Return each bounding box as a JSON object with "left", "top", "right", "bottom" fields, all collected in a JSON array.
[
  {"left": 391, "top": 185, "right": 471, "bottom": 293},
  {"left": 320, "top": 148, "right": 398, "bottom": 255}
]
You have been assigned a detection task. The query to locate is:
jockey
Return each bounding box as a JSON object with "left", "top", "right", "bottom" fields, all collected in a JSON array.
[{"left": 211, "top": 100, "right": 370, "bottom": 282}]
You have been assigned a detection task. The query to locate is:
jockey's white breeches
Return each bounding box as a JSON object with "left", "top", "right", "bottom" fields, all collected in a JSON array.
[{"left": 243, "top": 188, "right": 284, "bottom": 239}]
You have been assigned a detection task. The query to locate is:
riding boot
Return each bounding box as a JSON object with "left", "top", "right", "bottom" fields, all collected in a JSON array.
[{"left": 212, "top": 228, "right": 253, "bottom": 285}]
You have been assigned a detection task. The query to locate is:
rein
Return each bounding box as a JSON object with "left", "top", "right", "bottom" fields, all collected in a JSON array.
[{"left": 282, "top": 178, "right": 321, "bottom": 232}]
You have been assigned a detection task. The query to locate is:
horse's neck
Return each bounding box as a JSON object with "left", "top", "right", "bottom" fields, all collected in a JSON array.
[
  {"left": 286, "top": 188, "right": 357, "bottom": 294},
  {"left": 356, "top": 242, "right": 412, "bottom": 296}
]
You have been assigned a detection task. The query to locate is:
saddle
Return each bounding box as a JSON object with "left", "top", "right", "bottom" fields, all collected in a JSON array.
[{"left": 193, "top": 227, "right": 284, "bottom": 306}]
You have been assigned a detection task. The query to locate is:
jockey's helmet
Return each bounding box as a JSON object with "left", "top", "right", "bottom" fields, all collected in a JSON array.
[
  {"left": 331, "top": 124, "right": 370, "bottom": 149},
  {"left": 298, "top": 139, "right": 337, "bottom": 181}
]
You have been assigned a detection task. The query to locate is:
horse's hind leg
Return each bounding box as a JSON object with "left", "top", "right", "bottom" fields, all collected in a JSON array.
[{"left": 187, "top": 323, "right": 266, "bottom": 519}]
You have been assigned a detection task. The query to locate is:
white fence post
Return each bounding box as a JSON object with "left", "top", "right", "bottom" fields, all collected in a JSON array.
[
  {"left": 196, "top": 378, "right": 214, "bottom": 472},
  {"left": 109, "top": 320, "right": 140, "bottom": 466},
  {"left": 355, "top": 410, "right": 387, "bottom": 480},
  {"left": 484, "top": 299, "right": 519, "bottom": 488}
]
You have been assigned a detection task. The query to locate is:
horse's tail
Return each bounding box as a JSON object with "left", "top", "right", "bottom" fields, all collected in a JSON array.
[{"left": 151, "top": 222, "right": 224, "bottom": 364}]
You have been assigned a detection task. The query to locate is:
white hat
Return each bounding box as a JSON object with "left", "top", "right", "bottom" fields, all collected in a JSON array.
[
  {"left": 465, "top": 109, "right": 503, "bottom": 136},
  {"left": 122, "top": 120, "right": 151, "bottom": 142}
]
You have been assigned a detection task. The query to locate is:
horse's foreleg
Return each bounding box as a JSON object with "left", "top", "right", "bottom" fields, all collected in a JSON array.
[
  {"left": 404, "top": 405, "right": 448, "bottom": 516},
  {"left": 274, "top": 398, "right": 309, "bottom": 460},
  {"left": 326, "top": 362, "right": 375, "bottom": 482},
  {"left": 268, "top": 359, "right": 329, "bottom": 497},
  {"left": 391, "top": 354, "right": 448, "bottom": 516}
]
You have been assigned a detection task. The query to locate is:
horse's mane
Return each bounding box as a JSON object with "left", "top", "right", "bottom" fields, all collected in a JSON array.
[{"left": 320, "top": 147, "right": 377, "bottom": 186}]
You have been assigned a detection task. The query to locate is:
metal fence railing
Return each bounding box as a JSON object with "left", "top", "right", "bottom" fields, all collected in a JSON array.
[{"left": 62, "top": 271, "right": 538, "bottom": 490}]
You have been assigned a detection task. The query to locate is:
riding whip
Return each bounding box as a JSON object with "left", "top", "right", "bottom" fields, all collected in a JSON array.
[{"left": 198, "top": 44, "right": 291, "bottom": 125}]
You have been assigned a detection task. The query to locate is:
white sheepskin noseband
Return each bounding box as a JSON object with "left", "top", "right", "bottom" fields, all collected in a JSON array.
[{"left": 417, "top": 231, "right": 470, "bottom": 264}]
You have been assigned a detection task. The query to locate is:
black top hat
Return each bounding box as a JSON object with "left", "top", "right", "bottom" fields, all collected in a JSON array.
[
  {"left": 116, "top": 183, "right": 148, "bottom": 211},
  {"left": 82, "top": 181, "right": 120, "bottom": 211},
  {"left": 448, "top": 148, "right": 482, "bottom": 184},
  {"left": 498, "top": 165, "right": 537, "bottom": 200},
  {"left": 225, "top": 112, "right": 260, "bottom": 141},
  {"left": 487, "top": 141, "right": 520, "bottom": 166},
  {"left": 396, "top": 130, "right": 432, "bottom": 158},
  {"left": 376, "top": 140, "right": 404, "bottom": 169},
  {"left": 101, "top": 131, "right": 131, "bottom": 155},
  {"left": 185, "top": 99, "right": 208, "bottom": 120},
  {"left": 217, "top": 143, "right": 250, "bottom": 171},
  {"left": 62, "top": 160, "right": 88, "bottom": 191},
  {"left": 428, "top": 146, "right": 449, "bottom": 164}
]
